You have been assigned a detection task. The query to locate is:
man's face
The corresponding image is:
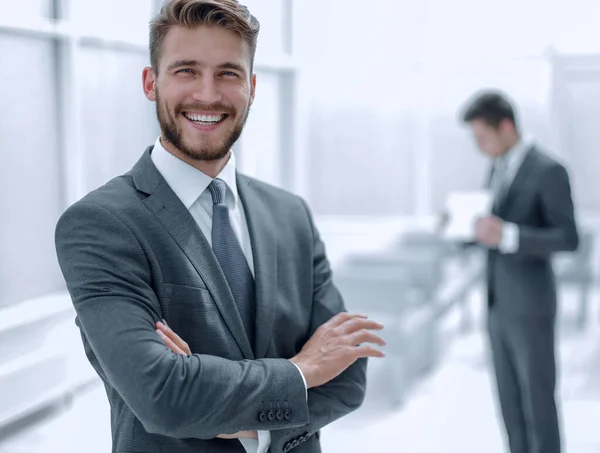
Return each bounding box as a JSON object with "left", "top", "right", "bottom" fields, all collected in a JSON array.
[
  {"left": 143, "top": 25, "right": 255, "bottom": 161},
  {"left": 469, "top": 119, "right": 510, "bottom": 158}
]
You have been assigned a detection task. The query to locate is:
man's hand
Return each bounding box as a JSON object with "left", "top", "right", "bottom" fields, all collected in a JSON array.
[
  {"left": 215, "top": 431, "right": 258, "bottom": 439},
  {"left": 475, "top": 215, "right": 504, "bottom": 247},
  {"left": 156, "top": 320, "right": 191, "bottom": 355},
  {"left": 290, "top": 313, "right": 385, "bottom": 389},
  {"left": 156, "top": 321, "right": 257, "bottom": 440}
]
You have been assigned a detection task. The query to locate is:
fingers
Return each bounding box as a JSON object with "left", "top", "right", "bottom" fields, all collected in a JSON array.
[
  {"left": 352, "top": 344, "right": 385, "bottom": 359},
  {"left": 236, "top": 431, "right": 258, "bottom": 439},
  {"left": 156, "top": 328, "right": 187, "bottom": 355},
  {"left": 337, "top": 317, "right": 384, "bottom": 335},
  {"left": 322, "top": 312, "right": 368, "bottom": 330},
  {"left": 348, "top": 329, "right": 387, "bottom": 347},
  {"left": 216, "top": 431, "right": 258, "bottom": 439},
  {"left": 156, "top": 320, "right": 191, "bottom": 355}
]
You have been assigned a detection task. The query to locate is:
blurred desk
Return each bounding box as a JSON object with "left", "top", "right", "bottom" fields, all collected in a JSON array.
[{"left": 333, "top": 233, "right": 484, "bottom": 406}]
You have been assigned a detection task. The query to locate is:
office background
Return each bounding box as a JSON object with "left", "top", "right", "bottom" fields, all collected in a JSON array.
[{"left": 1, "top": 1, "right": 600, "bottom": 452}]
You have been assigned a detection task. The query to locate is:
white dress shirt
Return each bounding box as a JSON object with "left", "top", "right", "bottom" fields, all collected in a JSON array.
[
  {"left": 150, "top": 137, "right": 306, "bottom": 453},
  {"left": 491, "top": 135, "right": 532, "bottom": 253}
]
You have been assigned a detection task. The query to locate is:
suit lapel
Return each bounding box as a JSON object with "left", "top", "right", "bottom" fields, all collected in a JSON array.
[
  {"left": 131, "top": 148, "right": 254, "bottom": 359},
  {"left": 498, "top": 146, "right": 536, "bottom": 215},
  {"left": 237, "top": 175, "right": 278, "bottom": 359}
]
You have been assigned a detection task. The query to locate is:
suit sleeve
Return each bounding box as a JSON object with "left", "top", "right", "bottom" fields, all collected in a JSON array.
[
  {"left": 268, "top": 200, "right": 367, "bottom": 453},
  {"left": 55, "top": 201, "right": 308, "bottom": 439},
  {"left": 517, "top": 164, "right": 579, "bottom": 256}
]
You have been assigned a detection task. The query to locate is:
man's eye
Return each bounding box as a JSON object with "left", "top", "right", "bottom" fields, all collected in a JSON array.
[{"left": 176, "top": 69, "right": 193, "bottom": 74}]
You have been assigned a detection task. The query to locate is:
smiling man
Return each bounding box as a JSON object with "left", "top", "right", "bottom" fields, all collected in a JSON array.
[{"left": 54, "top": 1, "right": 385, "bottom": 453}]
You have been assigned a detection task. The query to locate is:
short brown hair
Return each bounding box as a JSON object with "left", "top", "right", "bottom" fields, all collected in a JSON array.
[
  {"left": 461, "top": 91, "right": 518, "bottom": 130},
  {"left": 149, "top": 0, "right": 260, "bottom": 72}
]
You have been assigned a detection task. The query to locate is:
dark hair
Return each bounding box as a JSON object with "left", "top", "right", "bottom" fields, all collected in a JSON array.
[
  {"left": 150, "top": 0, "right": 260, "bottom": 72},
  {"left": 461, "top": 91, "right": 518, "bottom": 130}
]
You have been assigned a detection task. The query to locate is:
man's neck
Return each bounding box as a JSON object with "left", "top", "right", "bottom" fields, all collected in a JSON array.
[
  {"left": 160, "top": 138, "right": 230, "bottom": 178},
  {"left": 499, "top": 135, "right": 521, "bottom": 158}
]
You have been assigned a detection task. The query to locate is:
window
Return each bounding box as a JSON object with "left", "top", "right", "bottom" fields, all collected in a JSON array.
[
  {"left": 78, "top": 44, "right": 158, "bottom": 193},
  {"left": 66, "top": 0, "right": 154, "bottom": 45},
  {"left": 0, "top": 1, "right": 160, "bottom": 307},
  {"left": 0, "top": 34, "right": 64, "bottom": 307}
]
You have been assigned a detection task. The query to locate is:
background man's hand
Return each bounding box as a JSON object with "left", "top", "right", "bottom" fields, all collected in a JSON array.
[
  {"left": 475, "top": 215, "right": 504, "bottom": 247},
  {"left": 290, "top": 313, "right": 385, "bottom": 389},
  {"left": 156, "top": 321, "right": 257, "bottom": 440}
]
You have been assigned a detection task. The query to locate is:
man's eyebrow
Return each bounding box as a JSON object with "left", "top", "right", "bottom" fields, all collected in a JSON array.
[
  {"left": 218, "top": 62, "right": 247, "bottom": 73},
  {"left": 165, "top": 60, "right": 248, "bottom": 74},
  {"left": 166, "top": 59, "right": 201, "bottom": 71}
]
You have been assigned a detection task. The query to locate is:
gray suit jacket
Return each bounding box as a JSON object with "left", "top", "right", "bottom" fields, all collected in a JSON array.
[
  {"left": 55, "top": 148, "right": 367, "bottom": 453},
  {"left": 487, "top": 146, "right": 579, "bottom": 317}
]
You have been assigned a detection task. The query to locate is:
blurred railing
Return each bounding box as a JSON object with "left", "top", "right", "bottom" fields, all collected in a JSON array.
[
  {"left": 0, "top": 293, "right": 97, "bottom": 436},
  {"left": 333, "top": 231, "right": 484, "bottom": 406},
  {"left": 333, "top": 227, "right": 596, "bottom": 406}
]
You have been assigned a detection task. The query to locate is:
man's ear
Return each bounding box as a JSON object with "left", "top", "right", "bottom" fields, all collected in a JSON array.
[
  {"left": 499, "top": 118, "right": 515, "bottom": 134},
  {"left": 142, "top": 66, "right": 157, "bottom": 102},
  {"left": 249, "top": 73, "right": 256, "bottom": 106}
]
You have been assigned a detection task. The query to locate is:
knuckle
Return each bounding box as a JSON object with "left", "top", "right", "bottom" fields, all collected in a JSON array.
[
  {"left": 332, "top": 312, "right": 346, "bottom": 322},
  {"left": 316, "top": 323, "right": 328, "bottom": 333},
  {"left": 331, "top": 325, "right": 343, "bottom": 337}
]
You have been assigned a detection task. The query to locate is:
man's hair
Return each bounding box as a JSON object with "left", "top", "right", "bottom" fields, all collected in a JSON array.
[
  {"left": 149, "top": 0, "right": 260, "bottom": 72},
  {"left": 461, "top": 91, "right": 518, "bottom": 130}
]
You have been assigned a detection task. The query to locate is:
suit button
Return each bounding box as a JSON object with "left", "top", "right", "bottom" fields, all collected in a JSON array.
[
  {"left": 284, "top": 409, "right": 291, "bottom": 420},
  {"left": 298, "top": 435, "right": 305, "bottom": 443},
  {"left": 276, "top": 410, "right": 284, "bottom": 421},
  {"left": 258, "top": 411, "right": 267, "bottom": 422},
  {"left": 283, "top": 443, "right": 291, "bottom": 452},
  {"left": 267, "top": 410, "right": 275, "bottom": 421},
  {"left": 291, "top": 440, "right": 299, "bottom": 448}
]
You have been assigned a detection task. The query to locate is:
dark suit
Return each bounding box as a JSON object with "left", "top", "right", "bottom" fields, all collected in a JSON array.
[
  {"left": 54, "top": 147, "right": 367, "bottom": 453},
  {"left": 486, "top": 146, "right": 578, "bottom": 453}
]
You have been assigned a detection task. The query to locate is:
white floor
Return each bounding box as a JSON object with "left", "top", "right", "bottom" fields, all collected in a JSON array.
[{"left": 1, "top": 288, "right": 599, "bottom": 453}]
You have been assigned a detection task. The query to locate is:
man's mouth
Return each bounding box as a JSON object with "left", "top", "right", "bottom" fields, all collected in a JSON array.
[{"left": 182, "top": 112, "right": 229, "bottom": 126}]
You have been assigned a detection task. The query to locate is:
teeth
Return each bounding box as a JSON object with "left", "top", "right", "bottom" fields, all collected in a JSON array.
[{"left": 185, "top": 113, "right": 224, "bottom": 123}]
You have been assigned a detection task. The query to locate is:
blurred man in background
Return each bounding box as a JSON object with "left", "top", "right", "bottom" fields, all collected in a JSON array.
[
  {"left": 460, "top": 91, "right": 579, "bottom": 453},
  {"left": 54, "top": 1, "right": 385, "bottom": 452}
]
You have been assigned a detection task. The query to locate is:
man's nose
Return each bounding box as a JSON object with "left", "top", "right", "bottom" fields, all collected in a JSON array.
[{"left": 191, "top": 77, "right": 222, "bottom": 104}]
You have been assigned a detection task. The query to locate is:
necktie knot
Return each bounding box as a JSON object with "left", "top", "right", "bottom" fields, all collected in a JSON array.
[
  {"left": 208, "top": 178, "right": 227, "bottom": 205},
  {"left": 496, "top": 155, "right": 509, "bottom": 173}
]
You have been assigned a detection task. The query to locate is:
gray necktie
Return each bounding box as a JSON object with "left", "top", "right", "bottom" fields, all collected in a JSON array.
[
  {"left": 492, "top": 157, "right": 509, "bottom": 209},
  {"left": 208, "top": 178, "right": 256, "bottom": 349}
]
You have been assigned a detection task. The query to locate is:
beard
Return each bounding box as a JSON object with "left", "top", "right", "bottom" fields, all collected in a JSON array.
[{"left": 155, "top": 90, "right": 250, "bottom": 162}]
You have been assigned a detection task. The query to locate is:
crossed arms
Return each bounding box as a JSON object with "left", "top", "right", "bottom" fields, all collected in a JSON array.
[{"left": 55, "top": 201, "right": 384, "bottom": 451}]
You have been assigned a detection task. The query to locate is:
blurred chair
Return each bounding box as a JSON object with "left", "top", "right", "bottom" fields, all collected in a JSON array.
[
  {"left": 554, "top": 229, "right": 595, "bottom": 329},
  {"left": 393, "top": 229, "right": 478, "bottom": 330}
]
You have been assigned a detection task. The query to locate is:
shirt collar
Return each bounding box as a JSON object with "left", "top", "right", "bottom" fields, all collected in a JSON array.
[
  {"left": 497, "top": 134, "right": 532, "bottom": 171},
  {"left": 150, "top": 136, "right": 239, "bottom": 209}
]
